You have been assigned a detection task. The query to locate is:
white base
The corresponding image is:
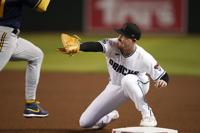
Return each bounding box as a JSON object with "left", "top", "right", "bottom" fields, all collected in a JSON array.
[{"left": 112, "top": 127, "right": 178, "bottom": 133}]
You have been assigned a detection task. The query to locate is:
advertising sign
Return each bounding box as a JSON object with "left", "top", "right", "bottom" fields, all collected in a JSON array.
[{"left": 84, "top": 0, "right": 187, "bottom": 33}]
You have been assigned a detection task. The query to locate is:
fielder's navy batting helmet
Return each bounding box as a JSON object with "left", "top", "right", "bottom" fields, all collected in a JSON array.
[{"left": 115, "top": 22, "right": 141, "bottom": 40}]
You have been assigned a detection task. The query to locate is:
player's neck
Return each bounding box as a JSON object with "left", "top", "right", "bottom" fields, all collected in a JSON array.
[{"left": 120, "top": 45, "right": 136, "bottom": 57}]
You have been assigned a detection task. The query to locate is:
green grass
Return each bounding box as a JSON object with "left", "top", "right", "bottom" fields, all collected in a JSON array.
[
  {"left": 139, "top": 35, "right": 200, "bottom": 76},
  {"left": 4, "top": 33, "right": 200, "bottom": 76}
]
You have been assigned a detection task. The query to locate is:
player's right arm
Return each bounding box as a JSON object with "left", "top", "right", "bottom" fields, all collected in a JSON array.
[
  {"left": 23, "top": 0, "right": 50, "bottom": 12},
  {"left": 143, "top": 54, "right": 169, "bottom": 88},
  {"left": 137, "top": 47, "right": 169, "bottom": 88}
]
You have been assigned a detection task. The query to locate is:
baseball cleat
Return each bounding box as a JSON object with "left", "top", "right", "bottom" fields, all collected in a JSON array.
[
  {"left": 140, "top": 116, "right": 157, "bottom": 127},
  {"left": 92, "top": 110, "right": 119, "bottom": 129},
  {"left": 23, "top": 101, "right": 48, "bottom": 118}
]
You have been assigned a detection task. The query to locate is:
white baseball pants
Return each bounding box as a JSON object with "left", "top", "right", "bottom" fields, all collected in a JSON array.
[{"left": 79, "top": 74, "right": 153, "bottom": 128}]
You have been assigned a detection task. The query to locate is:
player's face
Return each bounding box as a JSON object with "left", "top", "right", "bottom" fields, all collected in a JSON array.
[{"left": 117, "top": 35, "right": 135, "bottom": 50}]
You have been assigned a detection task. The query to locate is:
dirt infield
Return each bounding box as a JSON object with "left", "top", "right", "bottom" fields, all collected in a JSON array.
[{"left": 0, "top": 71, "right": 200, "bottom": 133}]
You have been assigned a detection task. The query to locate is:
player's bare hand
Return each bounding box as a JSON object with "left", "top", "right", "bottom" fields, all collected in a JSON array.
[{"left": 154, "top": 80, "right": 167, "bottom": 88}]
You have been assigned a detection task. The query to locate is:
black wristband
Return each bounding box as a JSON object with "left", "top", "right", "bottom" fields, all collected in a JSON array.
[
  {"left": 80, "top": 42, "right": 103, "bottom": 52},
  {"left": 160, "top": 72, "right": 169, "bottom": 84}
]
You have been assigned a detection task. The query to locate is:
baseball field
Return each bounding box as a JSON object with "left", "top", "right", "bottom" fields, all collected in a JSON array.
[{"left": 0, "top": 33, "right": 200, "bottom": 133}]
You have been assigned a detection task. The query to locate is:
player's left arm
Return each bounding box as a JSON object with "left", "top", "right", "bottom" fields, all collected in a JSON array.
[
  {"left": 80, "top": 39, "right": 115, "bottom": 54},
  {"left": 0, "top": 0, "right": 6, "bottom": 17},
  {"left": 35, "top": 0, "right": 50, "bottom": 12},
  {"left": 80, "top": 42, "right": 104, "bottom": 52},
  {"left": 24, "top": 0, "right": 50, "bottom": 12}
]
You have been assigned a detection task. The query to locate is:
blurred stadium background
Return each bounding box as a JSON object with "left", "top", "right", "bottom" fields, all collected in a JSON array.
[
  {"left": 1, "top": 1, "right": 200, "bottom": 132},
  {"left": 4, "top": 0, "right": 200, "bottom": 76}
]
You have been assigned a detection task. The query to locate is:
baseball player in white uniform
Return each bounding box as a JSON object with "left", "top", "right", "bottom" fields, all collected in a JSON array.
[
  {"left": 0, "top": 0, "right": 50, "bottom": 117},
  {"left": 78, "top": 23, "right": 169, "bottom": 129}
]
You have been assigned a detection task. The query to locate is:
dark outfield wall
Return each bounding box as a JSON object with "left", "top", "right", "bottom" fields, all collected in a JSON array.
[
  {"left": 188, "top": 1, "right": 200, "bottom": 33},
  {"left": 21, "top": 0, "right": 83, "bottom": 32},
  {"left": 21, "top": 0, "right": 200, "bottom": 33}
]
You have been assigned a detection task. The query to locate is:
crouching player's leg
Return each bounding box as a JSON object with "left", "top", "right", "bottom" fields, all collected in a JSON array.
[
  {"left": 121, "top": 74, "right": 157, "bottom": 127},
  {"left": 79, "top": 83, "right": 127, "bottom": 129}
]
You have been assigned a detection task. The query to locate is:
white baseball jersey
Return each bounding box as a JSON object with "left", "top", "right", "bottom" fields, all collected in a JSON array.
[
  {"left": 99, "top": 38, "right": 166, "bottom": 86},
  {"left": 79, "top": 38, "right": 167, "bottom": 127}
]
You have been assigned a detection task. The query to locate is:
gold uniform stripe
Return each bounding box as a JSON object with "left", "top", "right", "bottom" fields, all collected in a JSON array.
[
  {"left": 35, "top": 0, "right": 50, "bottom": 12},
  {"left": 34, "top": 0, "right": 42, "bottom": 8},
  {"left": 0, "top": 0, "right": 6, "bottom": 17},
  {"left": 0, "top": 32, "right": 7, "bottom": 52}
]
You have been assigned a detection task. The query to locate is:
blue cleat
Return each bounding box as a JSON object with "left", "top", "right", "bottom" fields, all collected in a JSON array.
[{"left": 23, "top": 101, "right": 49, "bottom": 118}]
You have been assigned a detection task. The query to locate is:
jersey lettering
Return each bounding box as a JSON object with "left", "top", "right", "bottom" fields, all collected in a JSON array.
[
  {"left": 109, "top": 59, "right": 139, "bottom": 75},
  {"left": 0, "top": 0, "right": 5, "bottom": 17}
]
